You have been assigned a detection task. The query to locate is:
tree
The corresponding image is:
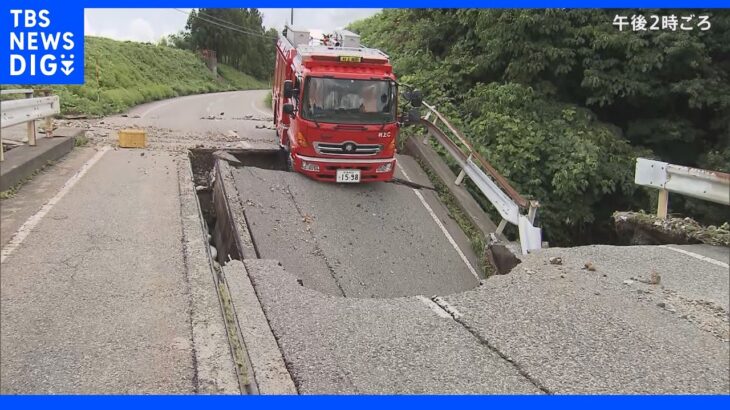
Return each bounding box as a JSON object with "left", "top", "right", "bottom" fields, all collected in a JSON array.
[{"left": 350, "top": 9, "right": 730, "bottom": 244}]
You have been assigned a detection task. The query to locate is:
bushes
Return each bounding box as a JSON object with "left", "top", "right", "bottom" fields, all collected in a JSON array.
[{"left": 350, "top": 9, "right": 730, "bottom": 245}]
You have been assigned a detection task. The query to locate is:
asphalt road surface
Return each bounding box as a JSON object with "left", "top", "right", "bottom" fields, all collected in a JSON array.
[
  {"left": 2, "top": 90, "right": 728, "bottom": 394},
  {"left": 233, "top": 165, "right": 481, "bottom": 298},
  {"left": 1, "top": 90, "right": 276, "bottom": 393}
]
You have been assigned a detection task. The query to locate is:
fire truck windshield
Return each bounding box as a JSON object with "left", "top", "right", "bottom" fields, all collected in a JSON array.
[{"left": 302, "top": 77, "right": 396, "bottom": 125}]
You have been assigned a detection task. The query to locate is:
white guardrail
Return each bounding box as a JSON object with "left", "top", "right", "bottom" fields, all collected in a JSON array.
[
  {"left": 635, "top": 158, "right": 730, "bottom": 218},
  {"left": 1, "top": 89, "right": 60, "bottom": 161},
  {"left": 420, "top": 102, "right": 542, "bottom": 254}
]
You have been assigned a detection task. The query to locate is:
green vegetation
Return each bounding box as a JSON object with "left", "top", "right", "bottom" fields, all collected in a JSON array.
[
  {"left": 74, "top": 134, "right": 89, "bottom": 147},
  {"left": 264, "top": 91, "right": 272, "bottom": 107},
  {"left": 217, "top": 64, "right": 266, "bottom": 90},
  {"left": 167, "top": 8, "right": 277, "bottom": 81},
  {"left": 2, "top": 36, "right": 266, "bottom": 116},
  {"left": 350, "top": 9, "right": 730, "bottom": 245}
]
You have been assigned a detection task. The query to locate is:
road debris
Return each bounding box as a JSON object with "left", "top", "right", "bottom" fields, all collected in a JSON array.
[
  {"left": 549, "top": 256, "right": 563, "bottom": 265},
  {"left": 614, "top": 211, "right": 730, "bottom": 247},
  {"left": 583, "top": 261, "right": 596, "bottom": 271}
]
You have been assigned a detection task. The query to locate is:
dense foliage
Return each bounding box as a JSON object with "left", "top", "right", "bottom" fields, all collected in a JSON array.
[
  {"left": 166, "top": 8, "right": 277, "bottom": 81},
  {"left": 350, "top": 9, "right": 730, "bottom": 245}
]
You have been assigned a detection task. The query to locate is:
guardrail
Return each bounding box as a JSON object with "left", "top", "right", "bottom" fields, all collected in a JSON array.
[
  {"left": 635, "top": 158, "right": 730, "bottom": 218},
  {"left": 419, "top": 101, "right": 542, "bottom": 254},
  {"left": 1, "top": 89, "right": 60, "bottom": 161}
]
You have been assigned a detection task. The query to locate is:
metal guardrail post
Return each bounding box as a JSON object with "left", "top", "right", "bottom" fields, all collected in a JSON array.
[
  {"left": 455, "top": 154, "right": 471, "bottom": 186},
  {"left": 495, "top": 219, "right": 508, "bottom": 235},
  {"left": 656, "top": 189, "right": 669, "bottom": 219},
  {"left": 25, "top": 90, "right": 37, "bottom": 146},
  {"left": 42, "top": 89, "right": 53, "bottom": 138}
]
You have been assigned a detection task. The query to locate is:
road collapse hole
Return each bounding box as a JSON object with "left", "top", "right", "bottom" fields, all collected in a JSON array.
[{"left": 189, "top": 148, "right": 287, "bottom": 267}]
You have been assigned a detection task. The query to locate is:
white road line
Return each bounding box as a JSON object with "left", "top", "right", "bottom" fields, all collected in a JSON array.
[
  {"left": 416, "top": 296, "right": 452, "bottom": 319},
  {"left": 396, "top": 162, "right": 480, "bottom": 280},
  {"left": 1, "top": 146, "right": 110, "bottom": 263},
  {"left": 660, "top": 245, "right": 729, "bottom": 270}
]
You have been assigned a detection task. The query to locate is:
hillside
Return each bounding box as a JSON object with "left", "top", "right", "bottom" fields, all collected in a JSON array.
[{"left": 41, "top": 36, "right": 267, "bottom": 116}]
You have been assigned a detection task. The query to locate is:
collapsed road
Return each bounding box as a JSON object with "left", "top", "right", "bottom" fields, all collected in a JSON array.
[
  {"left": 1, "top": 90, "right": 728, "bottom": 394},
  {"left": 210, "top": 155, "right": 729, "bottom": 394}
]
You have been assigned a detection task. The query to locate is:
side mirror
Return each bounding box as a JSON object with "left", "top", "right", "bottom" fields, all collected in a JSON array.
[
  {"left": 409, "top": 90, "right": 423, "bottom": 108},
  {"left": 399, "top": 108, "right": 421, "bottom": 126},
  {"left": 283, "top": 103, "right": 295, "bottom": 116},
  {"left": 283, "top": 80, "right": 294, "bottom": 98},
  {"left": 407, "top": 107, "right": 421, "bottom": 123}
]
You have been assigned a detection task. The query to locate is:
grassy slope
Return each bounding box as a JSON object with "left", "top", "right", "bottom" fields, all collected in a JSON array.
[{"left": 6, "top": 36, "right": 267, "bottom": 116}]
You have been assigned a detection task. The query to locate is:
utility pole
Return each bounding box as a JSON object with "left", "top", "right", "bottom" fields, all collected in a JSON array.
[{"left": 290, "top": 8, "right": 294, "bottom": 25}]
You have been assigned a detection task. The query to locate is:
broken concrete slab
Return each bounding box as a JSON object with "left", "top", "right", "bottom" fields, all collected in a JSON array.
[
  {"left": 231, "top": 166, "right": 481, "bottom": 298},
  {"left": 243, "top": 259, "right": 540, "bottom": 394},
  {"left": 223, "top": 260, "right": 297, "bottom": 394},
  {"left": 443, "top": 245, "right": 730, "bottom": 394}
]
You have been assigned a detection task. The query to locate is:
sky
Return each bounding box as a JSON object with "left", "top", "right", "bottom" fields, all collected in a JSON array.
[{"left": 83, "top": 8, "right": 381, "bottom": 43}]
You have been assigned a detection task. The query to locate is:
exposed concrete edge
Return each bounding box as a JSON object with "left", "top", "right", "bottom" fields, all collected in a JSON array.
[
  {"left": 224, "top": 260, "right": 298, "bottom": 394},
  {"left": 178, "top": 157, "right": 241, "bottom": 394},
  {"left": 1, "top": 136, "right": 74, "bottom": 191},
  {"left": 214, "top": 160, "right": 258, "bottom": 260},
  {"left": 213, "top": 160, "right": 298, "bottom": 394}
]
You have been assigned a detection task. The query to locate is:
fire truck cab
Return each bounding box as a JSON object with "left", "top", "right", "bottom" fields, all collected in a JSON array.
[{"left": 273, "top": 27, "right": 410, "bottom": 183}]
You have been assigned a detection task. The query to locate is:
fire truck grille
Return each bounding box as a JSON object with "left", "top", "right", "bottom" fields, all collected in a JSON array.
[{"left": 314, "top": 142, "right": 382, "bottom": 156}]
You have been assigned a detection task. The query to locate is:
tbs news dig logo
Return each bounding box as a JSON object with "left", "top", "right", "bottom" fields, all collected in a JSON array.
[{"left": 3, "top": 8, "right": 84, "bottom": 84}]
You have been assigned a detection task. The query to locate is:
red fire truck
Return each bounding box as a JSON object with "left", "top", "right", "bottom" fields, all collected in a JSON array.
[{"left": 272, "top": 26, "right": 420, "bottom": 183}]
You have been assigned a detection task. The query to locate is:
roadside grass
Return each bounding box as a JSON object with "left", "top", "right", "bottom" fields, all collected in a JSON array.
[
  {"left": 264, "top": 91, "right": 272, "bottom": 107},
  {"left": 74, "top": 134, "right": 89, "bottom": 147},
  {"left": 1, "top": 36, "right": 267, "bottom": 117},
  {"left": 218, "top": 64, "right": 267, "bottom": 90}
]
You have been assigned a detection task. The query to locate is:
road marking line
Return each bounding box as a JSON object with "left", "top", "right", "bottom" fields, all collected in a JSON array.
[
  {"left": 396, "top": 162, "right": 480, "bottom": 280},
  {"left": 659, "top": 245, "right": 729, "bottom": 270},
  {"left": 1, "top": 146, "right": 110, "bottom": 263},
  {"left": 416, "top": 296, "right": 452, "bottom": 319}
]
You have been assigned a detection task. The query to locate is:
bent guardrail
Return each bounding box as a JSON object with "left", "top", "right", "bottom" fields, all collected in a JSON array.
[
  {"left": 419, "top": 102, "right": 542, "bottom": 254},
  {"left": 1, "top": 89, "right": 60, "bottom": 161},
  {"left": 635, "top": 158, "right": 730, "bottom": 218}
]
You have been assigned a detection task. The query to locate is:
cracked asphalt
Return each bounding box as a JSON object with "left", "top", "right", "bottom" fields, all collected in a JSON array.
[{"left": 1, "top": 90, "right": 273, "bottom": 393}]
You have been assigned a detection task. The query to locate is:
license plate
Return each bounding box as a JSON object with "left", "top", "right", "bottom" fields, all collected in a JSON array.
[{"left": 336, "top": 169, "right": 361, "bottom": 183}]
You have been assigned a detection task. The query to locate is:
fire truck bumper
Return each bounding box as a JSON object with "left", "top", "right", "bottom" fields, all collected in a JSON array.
[{"left": 292, "top": 154, "right": 396, "bottom": 183}]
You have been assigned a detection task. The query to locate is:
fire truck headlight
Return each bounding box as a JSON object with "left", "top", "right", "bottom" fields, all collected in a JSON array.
[
  {"left": 301, "top": 161, "right": 320, "bottom": 172},
  {"left": 376, "top": 161, "right": 393, "bottom": 173}
]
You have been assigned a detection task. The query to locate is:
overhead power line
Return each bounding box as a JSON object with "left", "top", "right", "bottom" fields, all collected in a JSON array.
[{"left": 173, "top": 8, "right": 278, "bottom": 40}]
